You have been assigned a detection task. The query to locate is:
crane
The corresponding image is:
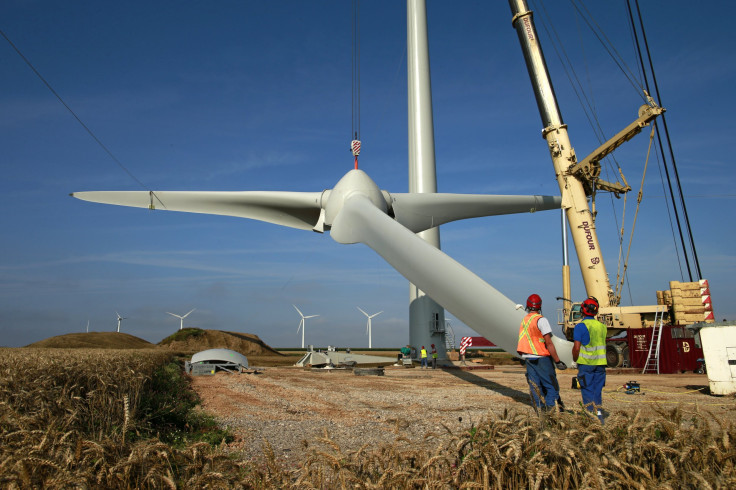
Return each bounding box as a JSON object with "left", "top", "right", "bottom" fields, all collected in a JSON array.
[{"left": 508, "top": 0, "right": 711, "bottom": 367}]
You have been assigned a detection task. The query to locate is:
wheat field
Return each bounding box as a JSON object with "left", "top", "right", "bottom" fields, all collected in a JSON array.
[{"left": 1, "top": 348, "right": 734, "bottom": 488}]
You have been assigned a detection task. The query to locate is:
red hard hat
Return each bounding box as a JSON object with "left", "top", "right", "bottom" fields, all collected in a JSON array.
[
  {"left": 526, "top": 294, "right": 542, "bottom": 311},
  {"left": 581, "top": 297, "right": 599, "bottom": 317}
]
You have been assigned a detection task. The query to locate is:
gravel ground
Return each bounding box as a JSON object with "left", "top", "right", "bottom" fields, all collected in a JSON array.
[{"left": 190, "top": 363, "right": 736, "bottom": 464}]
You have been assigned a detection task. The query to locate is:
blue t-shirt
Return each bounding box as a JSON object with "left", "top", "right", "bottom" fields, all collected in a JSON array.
[{"left": 573, "top": 316, "right": 595, "bottom": 345}]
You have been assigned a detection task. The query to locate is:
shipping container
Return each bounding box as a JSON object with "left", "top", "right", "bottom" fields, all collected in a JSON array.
[{"left": 623, "top": 325, "right": 703, "bottom": 374}]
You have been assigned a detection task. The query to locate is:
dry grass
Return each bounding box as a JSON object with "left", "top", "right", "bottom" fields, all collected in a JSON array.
[
  {"left": 1, "top": 347, "right": 734, "bottom": 488},
  {"left": 289, "top": 407, "right": 736, "bottom": 488},
  {"left": 24, "top": 332, "right": 155, "bottom": 349}
]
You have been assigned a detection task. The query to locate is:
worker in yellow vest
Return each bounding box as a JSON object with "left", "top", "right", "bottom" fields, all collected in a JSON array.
[
  {"left": 517, "top": 293, "right": 567, "bottom": 411},
  {"left": 572, "top": 296, "right": 607, "bottom": 423},
  {"left": 420, "top": 346, "right": 428, "bottom": 369}
]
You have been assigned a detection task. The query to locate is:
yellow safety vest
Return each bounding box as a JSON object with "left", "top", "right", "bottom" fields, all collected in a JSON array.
[
  {"left": 420, "top": 348, "right": 427, "bottom": 358},
  {"left": 517, "top": 313, "right": 550, "bottom": 356},
  {"left": 577, "top": 318, "right": 607, "bottom": 366}
]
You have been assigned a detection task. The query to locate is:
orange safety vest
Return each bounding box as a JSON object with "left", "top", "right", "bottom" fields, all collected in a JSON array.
[{"left": 517, "top": 312, "right": 550, "bottom": 356}]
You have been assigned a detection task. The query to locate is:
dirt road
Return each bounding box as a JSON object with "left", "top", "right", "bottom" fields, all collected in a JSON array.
[{"left": 191, "top": 363, "right": 735, "bottom": 463}]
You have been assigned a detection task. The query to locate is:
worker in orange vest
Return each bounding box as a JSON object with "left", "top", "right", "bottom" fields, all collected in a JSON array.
[{"left": 517, "top": 293, "right": 567, "bottom": 411}]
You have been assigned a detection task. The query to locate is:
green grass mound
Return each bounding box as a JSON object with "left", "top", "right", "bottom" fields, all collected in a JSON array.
[
  {"left": 157, "top": 328, "right": 282, "bottom": 356},
  {"left": 159, "top": 327, "right": 206, "bottom": 345}
]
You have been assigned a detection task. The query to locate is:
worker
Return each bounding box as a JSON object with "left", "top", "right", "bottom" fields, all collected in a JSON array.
[
  {"left": 572, "top": 296, "right": 607, "bottom": 423},
  {"left": 430, "top": 344, "right": 438, "bottom": 369},
  {"left": 517, "top": 293, "right": 567, "bottom": 411},
  {"left": 420, "top": 346, "right": 428, "bottom": 369},
  {"left": 400, "top": 344, "right": 411, "bottom": 360},
  {"left": 397, "top": 344, "right": 411, "bottom": 365}
]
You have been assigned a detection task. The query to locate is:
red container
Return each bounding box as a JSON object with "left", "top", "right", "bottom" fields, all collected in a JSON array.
[{"left": 625, "top": 325, "right": 703, "bottom": 373}]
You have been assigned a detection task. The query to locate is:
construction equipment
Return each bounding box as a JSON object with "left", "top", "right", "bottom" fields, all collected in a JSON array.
[{"left": 509, "top": 1, "right": 713, "bottom": 367}]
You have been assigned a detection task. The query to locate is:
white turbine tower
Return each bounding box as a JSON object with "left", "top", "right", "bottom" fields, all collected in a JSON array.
[
  {"left": 167, "top": 308, "right": 196, "bottom": 330},
  {"left": 115, "top": 311, "right": 127, "bottom": 333},
  {"left": 293, "top": 304, "right": 319, "bottom": 349},
  {"left": 357, "top": 307, "right": 382, "bottom": 349}
]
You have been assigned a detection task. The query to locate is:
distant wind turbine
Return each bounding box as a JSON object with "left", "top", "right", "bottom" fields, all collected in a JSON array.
[
  {"left": 357, "top": 307, "right": 382, "bottom": 349},
  {"left": 86, "top": 319, "right": 89, "bottom": 333},
  {"left": 115, "top": 311, "right": 127, "bottom": 333},
  {"left": 167, "top": 308, "right": 196, "bottom": 330},
  {"left": 293, "top": 304, "right": 319, "bottom": 349}
]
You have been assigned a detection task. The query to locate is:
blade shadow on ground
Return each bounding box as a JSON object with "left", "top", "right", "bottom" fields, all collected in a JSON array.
[{"left": 441, "top": 367, "right": 533, "bottom": 407}]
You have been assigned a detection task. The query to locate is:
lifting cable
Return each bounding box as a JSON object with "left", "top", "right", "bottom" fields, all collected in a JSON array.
[
  {"left": 569, "top": 0, "right": 647, "bottom": 100},
  {"left": 350, "top": 0, "right": 362, "bottom": 169},
  {"left": 615, "top": 125, "right": 656, "bottom": 300},
  {"left": 627, "top": 0, "right": 703, "bottom": 281},
  {"left": 626, "top": 0, "right": 687, "bottom": 282},
  {"left": 0, "top": 28, "right": 165, "bottom": 209}
]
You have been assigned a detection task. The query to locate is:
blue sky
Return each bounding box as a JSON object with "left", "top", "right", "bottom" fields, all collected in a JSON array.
[{"left": 1, "top": 1, "right": 734, "bottom": 349}]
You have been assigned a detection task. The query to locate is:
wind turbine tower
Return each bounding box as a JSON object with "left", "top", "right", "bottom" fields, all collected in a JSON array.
[
  {"left": 293, "top": 304, "right": 319, "bottom": 349},
  {"left": 115, "top": 311, "right": 127, "bottom": 333},
  {"left": 357, "top": 307, "right": 382, "bottom": 349},
  {"left": 407, "top": 0, "right": 447, "bottom": 360},
  {"left": 167, "top": 308, "right": 196, "bottom": 330}
]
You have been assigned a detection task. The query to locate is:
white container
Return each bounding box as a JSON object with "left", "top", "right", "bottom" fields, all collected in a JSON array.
[{"left": 695, "top": 322, "right": 736, "bottom": 396}]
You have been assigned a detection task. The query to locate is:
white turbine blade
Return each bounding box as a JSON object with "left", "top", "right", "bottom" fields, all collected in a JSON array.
[
  {"left": 389, "top": 193, "right": 561, "bottom": 233},
  {"left": 370, "top": 311, "right": 383, "bottom": 319},
  {"left": 357, "top": 307, "right": 369, "bottom": 317},
  {"left": 293, "top": 304, "right": 304, "bottom": 317},
  {"left": 182, "top": 308, "right": 196, "bottom": 318},
  {"left": 304, "top": 314, "right": 319, "bottom": 319},
  {"left": 71, "top": 191, "right": 324, "bottom": 231},
  {"left": 166, "top": 312, "right": 183, "bottom": 319},
  {"left": 331, "top": 194, "right": 573, "bottom": 363}
]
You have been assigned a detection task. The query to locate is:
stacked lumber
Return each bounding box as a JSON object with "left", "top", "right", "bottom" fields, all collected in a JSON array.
[{"left": 666, "top": 279, "right": 715, "bottom": 323}]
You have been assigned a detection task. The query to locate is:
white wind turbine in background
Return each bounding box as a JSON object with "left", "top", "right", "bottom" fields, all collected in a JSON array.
[
  {"left": 115, "top": 311, "right": 127, "bottom": 333},
  {"left": 293, "top": 304, "right": 319, "bottom": 349},
  {"left": 357, "top": 307, "right": 382, "bottom": 349},
  {"left": 167, "top": 308, "right": 196, "bottom": 330}
]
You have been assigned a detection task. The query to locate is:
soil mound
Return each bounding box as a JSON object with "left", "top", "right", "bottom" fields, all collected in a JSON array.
[
  {"left": 158, "top": 328, "right": 282, "bottom": 356},
  {"left": 25, "top": 332, "right": 155, "bottom": 349}
]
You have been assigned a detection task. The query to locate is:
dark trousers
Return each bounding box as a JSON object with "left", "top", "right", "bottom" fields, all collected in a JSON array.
[
  {"left": 525, "top": 356, "right": 560, "bottom": 409},
  {"left": 577, "top": 364, "right": 606, "bottom": 412}
]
